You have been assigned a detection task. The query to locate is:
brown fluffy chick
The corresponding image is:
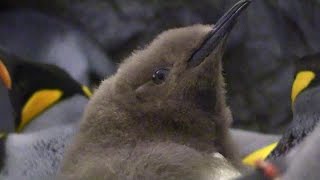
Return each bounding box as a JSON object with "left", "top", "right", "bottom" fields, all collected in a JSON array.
[{"left": 59, "top": 1, "right": 250, "bottom": 179}]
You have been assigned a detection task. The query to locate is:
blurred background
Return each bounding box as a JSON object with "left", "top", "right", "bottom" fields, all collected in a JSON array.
[{"left": 0, "top": 0, "right": 319, "bottom": 133}]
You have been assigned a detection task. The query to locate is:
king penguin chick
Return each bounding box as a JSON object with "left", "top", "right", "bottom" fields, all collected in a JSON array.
[
  {"left": 0, "top": 49, "right": 91, "bottom": 133},
  {"left": 60, "top": 1, "right": 251, "bottom": 179},
  {"left": 267, "top": 53, "right": 320, "bottom": 159},
  {"left": 0, "top": 51, "right": 91, "bottom": 179}
]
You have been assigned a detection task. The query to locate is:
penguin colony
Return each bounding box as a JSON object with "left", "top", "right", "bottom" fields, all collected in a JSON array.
[{"left": 0, "top": 0, "right": 320, "bottom": 179}]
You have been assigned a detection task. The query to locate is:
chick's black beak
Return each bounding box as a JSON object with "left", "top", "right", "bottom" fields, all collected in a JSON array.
[
  {"left": 0, "top": 60, "right": 12, "bottom": 89},
  {"left": 188, "top": 0, "right": 251, "bottom": 67}
]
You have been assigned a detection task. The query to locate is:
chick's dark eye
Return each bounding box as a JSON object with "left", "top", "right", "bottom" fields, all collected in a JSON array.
[{"left": 152, "top": 68, "right": 169, "bottom": 84}]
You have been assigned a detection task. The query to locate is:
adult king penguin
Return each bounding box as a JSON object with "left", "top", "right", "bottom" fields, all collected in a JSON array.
[
  {"left": 241, "top": 53, "right": 320, "bottom": 165},
  {"left": 268, "top": 53, "right": 320, "bottom": 159},
  {"left": 0, "top": 9, "right": 116, "bottom": 132},
  {"left": 0, "top": 50, "right": 91, "bottom": 179},
  {"left": 0, "top": 50, "right": 91, "bottom": 132},
  {"left": 60, "top": 1, "right": 251, "bottom": 179}
]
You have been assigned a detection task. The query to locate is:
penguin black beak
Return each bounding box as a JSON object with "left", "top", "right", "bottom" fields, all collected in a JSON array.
[
  {"left": 0, "top": 60, "right": 12, "bottom": 89},
  {"left": 188, "top": 0, "right": 251, "bottom": 67}
]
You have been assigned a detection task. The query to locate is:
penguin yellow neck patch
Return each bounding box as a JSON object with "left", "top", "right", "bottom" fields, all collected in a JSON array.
[
  {"left": 18, "top": 89, "right": 63, "bottom": 132},
  {"left": 82, "top": 85, "right": 93, "bottom": 97},
  {"left": 242, "top": 142, "right": 278, "bottom": 167},
  {"left": 291, "top": 71, "right": 315, "bottom": 104}
]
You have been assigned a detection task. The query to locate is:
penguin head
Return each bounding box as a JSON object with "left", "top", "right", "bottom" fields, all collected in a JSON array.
[
  {"left": 291, "top": 53, "right": 320, "bottom": 109},
  {"left": 84, "top": 0, "right": 250, "bottom": 152},
  {"left": 0, "top": 49, "right": 92, "bottom": 132}
]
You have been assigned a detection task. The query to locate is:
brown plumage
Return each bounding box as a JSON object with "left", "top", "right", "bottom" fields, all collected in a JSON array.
[{"left": 59, "top": 1, "right": 250, "bottom": 179}]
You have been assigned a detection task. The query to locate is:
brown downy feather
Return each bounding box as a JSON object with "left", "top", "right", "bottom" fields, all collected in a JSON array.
[{"left": 60, "top": 1, "right": 250, "bottom": 178}]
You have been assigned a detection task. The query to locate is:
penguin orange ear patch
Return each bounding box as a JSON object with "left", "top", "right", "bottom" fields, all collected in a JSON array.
[
  {"left": 291, "top": 71, "right": 315, "bottom": 104},
  {"left": 0, "top": 60, "right": 12, "bottom": 89}
]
